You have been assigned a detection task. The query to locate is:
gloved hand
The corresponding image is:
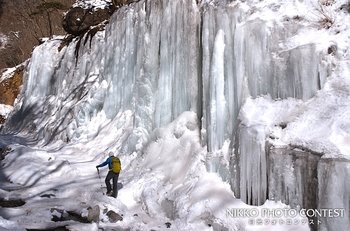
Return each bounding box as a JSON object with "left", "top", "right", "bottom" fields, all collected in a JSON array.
[{"left": 96, "top": 166, "right": 99, "bottom": 169}]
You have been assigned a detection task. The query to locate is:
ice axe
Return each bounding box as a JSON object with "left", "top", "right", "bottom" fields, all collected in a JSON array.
[{"left": 96, "top": 167, "right": 105, "bottom": 195}]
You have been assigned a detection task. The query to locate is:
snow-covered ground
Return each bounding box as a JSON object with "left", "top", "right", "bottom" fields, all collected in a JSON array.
[
  {"left": 1, "top": 0, "right": 349, "bottom": 230},
  {"left": 0, "top": 111, "right": 309, "bottom": 230}
]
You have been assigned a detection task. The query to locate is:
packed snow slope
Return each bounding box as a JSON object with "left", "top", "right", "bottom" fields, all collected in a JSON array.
[{"left": 1, "top": 0, "right": 349, "bottom": 230}]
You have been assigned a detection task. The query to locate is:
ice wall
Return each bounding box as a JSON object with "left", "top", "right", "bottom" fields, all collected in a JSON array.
[
  {"left": 2, "top": 0, "right": 332, "bottom": 220},
  {"left": 5, "top": 0, "right": 200, "bottom": 146},
  {"left": 199, "top": 5, "right": 325, "bottom": 193},
  {"left": 4, "top": 0, "right": 325, "bottom": 151},
  {"left": 3, "top": 0, "right": 328, "bottom": 212},
  {"left": 201, "top": 5, "right": 324, "bottom": 155}
]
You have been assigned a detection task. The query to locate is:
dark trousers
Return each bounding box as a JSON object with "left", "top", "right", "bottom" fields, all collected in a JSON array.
[{"left": 105, "top": 171, "right": 119, "bottom": 197}]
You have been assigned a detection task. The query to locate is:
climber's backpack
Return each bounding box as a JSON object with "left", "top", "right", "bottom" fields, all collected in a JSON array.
[{"left": 111, "top": 156, "right": 121, "bottom": 173}]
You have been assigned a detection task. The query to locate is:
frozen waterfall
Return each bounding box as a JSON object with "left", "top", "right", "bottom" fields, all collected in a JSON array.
[
  {"left": 5, "top": 0, "right": 325, "bottom": 151},
  {"left": 2, "top": 0, "right": 347, "bottom": 230}
]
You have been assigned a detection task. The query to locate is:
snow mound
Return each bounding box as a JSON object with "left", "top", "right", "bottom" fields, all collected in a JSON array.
[
  {"left": 0, "top": 216, "right": 25, "bottom": 231},
  {"left": 74, "top": 0, "right": 112, "bottom": 10}
]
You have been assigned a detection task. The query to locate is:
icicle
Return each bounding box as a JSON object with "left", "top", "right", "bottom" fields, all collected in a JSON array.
[{"left": 238, "top": 125, "right": 267, "bottom": 206}]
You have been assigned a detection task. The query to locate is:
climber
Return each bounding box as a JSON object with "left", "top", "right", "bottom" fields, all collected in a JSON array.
[{"left": 96, "top": 152, "right": 121, "bottom": 198}]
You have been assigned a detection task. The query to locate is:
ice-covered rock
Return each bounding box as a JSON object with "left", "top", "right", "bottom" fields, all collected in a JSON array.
[
  {"left": 267, "top": 146, "right": 321, "bottom": 210},
  {"left": 318, "top": 157, "right": 350, "bottom": 231}
]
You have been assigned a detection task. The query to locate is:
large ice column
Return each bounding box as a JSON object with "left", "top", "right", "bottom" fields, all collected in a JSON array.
[
  {"left": 208, "top": 30, "right": 226, "bottom": 152},
  {"left": 153, "top": 0, "right": 199, "bottom": 128},
  {"left": 201, "top": 5, "right": 242, "bottom": 152},
  {"left": 237, "top": 125, "right": 268, "bottom": 205},
  {"left": 318, "top": 157, "right": 350, "bottom": 231}
]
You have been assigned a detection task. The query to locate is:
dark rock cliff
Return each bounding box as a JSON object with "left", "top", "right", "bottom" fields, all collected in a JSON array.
[{"left": 0, "top": 0, "right": 74, "bottom": 70}]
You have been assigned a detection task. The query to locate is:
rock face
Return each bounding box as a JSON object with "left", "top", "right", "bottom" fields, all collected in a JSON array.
[
  {"left": 0, "top": 0, "right": 74, "bottom": 70},
  {"left": 0, "top": 66, "right": 23, "bottom": 105},
  {"left": 267, "top": 146, "right": 321, "bottom": 211},
  {"left": 62, "top": 7, "right": 114, "bottom": 36},
  {"left": 267, "top": 146, "right": 321, "bottom": 230},
  {"left": 62, "top": 0, "right": 139, "bottom": 36},
  {"left": 0, "top": 115, "right": 5, "bottom": 124}
]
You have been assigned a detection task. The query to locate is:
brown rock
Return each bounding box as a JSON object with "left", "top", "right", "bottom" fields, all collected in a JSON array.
[
  {"left": 0, "top": 115, "right": 5, "bottom": 124},
  {"left": 62, "top": 6, "right": 114, "bottom": 36},
  {"left": 0, "top": 0, "right": 74, "bottom": 70},
  {"left": 106, "top": 210, "right": 123, "bottom": 223},
  {"left": 0, "top": 66, "right": 23, "bottom": 105}
]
